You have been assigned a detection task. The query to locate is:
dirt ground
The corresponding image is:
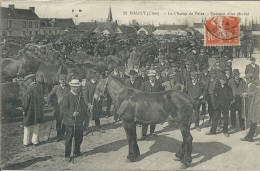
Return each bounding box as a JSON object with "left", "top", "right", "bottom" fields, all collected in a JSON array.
[{"left": 1, "top": 52, "right": 260, "bottom": 170}]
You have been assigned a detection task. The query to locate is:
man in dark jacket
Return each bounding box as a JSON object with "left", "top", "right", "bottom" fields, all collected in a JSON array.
[
  {"left": 228, "top": 69, "right": 246, "bottom": 130},
  {"left": 206, "top": 75, "right": 233, "bottom": 137},
  {"left": 49, "top": 74, "right": 70, "bottom": 141},
  {"left": 245, "top": 57, "right": 259, "bottom": 80},
  {"left": 84, "top": 74, "right": 105, "bottom": 131},
  {"left": 22, "top": 74, "right": 44, "bottom": 146},
  {"left": 125, "top": 70, "right": 141, "bottom": 90},
  {"left": 198, "top": 64, "right": 210, "bottom": 115},
  {"left": 185, "top": 71, "right": 207, "bottom": 131},
  {"left": 60, "top": 79, "right": 88, "bottom": 162},
  {"left": 139, "top": 70, "right": 160, "bottom": 141},
  {"left": 197, "top": 49, "right": 209, "bottom": 72}
]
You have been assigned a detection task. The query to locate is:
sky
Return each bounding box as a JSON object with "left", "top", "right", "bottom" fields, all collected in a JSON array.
[{"left": 2, "top": 1, "right": 260, "bottom": 26}]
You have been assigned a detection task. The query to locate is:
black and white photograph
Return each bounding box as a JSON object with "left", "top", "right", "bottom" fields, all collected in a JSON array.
[{"left": 0, "top": 0, "right": 260, "bottom": 170}]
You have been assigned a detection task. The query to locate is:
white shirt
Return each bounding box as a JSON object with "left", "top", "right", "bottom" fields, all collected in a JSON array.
[
  {"left": 150, "top": 81, "right": 155, "bottom": 86},
  {"left": 251, "top": 64, "right": 255, "bottom": 68},
  {"left": 248, "top": 83, "right": 252, "bottom": 88}
]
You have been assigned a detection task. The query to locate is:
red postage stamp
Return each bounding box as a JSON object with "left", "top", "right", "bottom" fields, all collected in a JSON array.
[{"left": 204, "top": 16, "right": 240, "bottom": 46}]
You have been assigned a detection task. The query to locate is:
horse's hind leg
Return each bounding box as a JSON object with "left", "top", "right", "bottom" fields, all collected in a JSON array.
[{"left": 123, "top": 121, "right": 140, "bottom": 162}]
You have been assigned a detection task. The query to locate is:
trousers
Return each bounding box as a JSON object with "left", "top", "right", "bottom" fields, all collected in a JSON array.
[
  {"left": 210, "top": 108, "right": 229, "bottom": 133},
  {"left": 23, "top": 123, "right": 40, "bottom": 145},
  {"left": 245, "top": 122, "right": 257, "bottom": 140},
  {"left": 142, "top": 124, "right": 156, "bottom": 136},
  {"left": 56, "top": 119, "right": 66, "bottom": 137},
  {"left": 65, "top": 126, "right": 83, "bottom": 157}
]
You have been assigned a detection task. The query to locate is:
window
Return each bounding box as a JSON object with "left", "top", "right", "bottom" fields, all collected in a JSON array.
[
  {"left": 29, "top": 31, "right": 32, "bottom": 36},
  {"left": 23, "top": 21, "right": 26, "bottom": 28},
  {"left": 29, "top": 22, "right": 32, "bottom": 28},
  {"left": 35, "top": 31, "right": 38, "bottom": 36},
  {"left": 49, "top": 30, "right": 52, "bottom": 34},
  {"left": 35, "top": 22, "right": 38, "bottom": 28},
  {"left": 23, "top": 31, "right": 26, "bottom": 36},
  {"left": 55, "top": 30, "right": 57, "bottom": 35},
  {"left": 43, "top": 30, "right": 46, "bottom": 35},
  {"left": 8, "top": 21, "right": 12, "bottom": 28}
]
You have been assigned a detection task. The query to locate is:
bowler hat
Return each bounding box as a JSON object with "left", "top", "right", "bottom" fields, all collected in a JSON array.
[
  {"left": 250, "top": 57, "right": 256, "bottom": 61},
  {"left": 128, "top": 70, "right": 138, "bottom": 76},
  {"left": 245, "top": 73, "right": 253, "bottom": 78},
  {"left": 118, "top": 66, "right": 125, "bottom": 72},
  {"left": 90, "top": 73, "right": 99, "bottom": 79},
  {"left": 59, "top": 74, "right": 66, "bottom": 80},
  {"left": 233, "top": 69, "right": 240, "bottom": 76},
  {"left": 24, "top": 74, "right": 35, "bottom": 81},
  {"left": 155, "top": 68, "right": 162, "bottom": 73},
  {"left": 224, "top": 66, "right": 231, "bottom": 71},
  {"left": 69, "top": 79, "right": 82, "bottom": 87},
  {"left": 219, "top": 74, "right": 227, "bottom": 81}
]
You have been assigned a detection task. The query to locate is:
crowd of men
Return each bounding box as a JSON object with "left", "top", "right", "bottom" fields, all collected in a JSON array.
[{"left": 19, "top": 39, "right": 260, "bottom": 163}]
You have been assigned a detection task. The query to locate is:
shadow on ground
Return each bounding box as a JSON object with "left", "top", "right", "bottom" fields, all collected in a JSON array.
[{"left": 1, "top": 156, "right": 52, "bottom": 170}]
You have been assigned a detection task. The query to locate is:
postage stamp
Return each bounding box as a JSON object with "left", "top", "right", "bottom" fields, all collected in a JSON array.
[{"left": 204, "top": 16, "right": 240, "bottom": 46}]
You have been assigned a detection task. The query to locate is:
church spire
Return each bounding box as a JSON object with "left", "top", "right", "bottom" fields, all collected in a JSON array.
[{"left": 107, "top": 6, "right": 113, "bottom": 22}]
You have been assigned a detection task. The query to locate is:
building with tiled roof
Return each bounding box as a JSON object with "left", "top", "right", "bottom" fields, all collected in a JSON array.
[
  {"left": 137, "top": 26, "right": 156, "bottom": 35},
  {"left": 116, "top": 25, "right": 137, "bottom": 35},
  {"left": 0, "top": 5, "right": 40, "bottom": 36},
  {"left": 39, "top": 18, "right": 75, "bottom": 35}
]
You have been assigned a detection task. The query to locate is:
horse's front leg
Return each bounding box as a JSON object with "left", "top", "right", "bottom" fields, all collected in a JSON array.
[
  {"left": 123, "top": 121, "right": 140, "bottom": 162},
  {"left": 176, "top": 123, "right": 193, "bottom": 169}
]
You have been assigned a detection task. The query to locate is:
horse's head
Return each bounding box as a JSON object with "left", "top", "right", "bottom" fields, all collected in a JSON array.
[{"left": 94, "top": 76, "right": 109, "bottom": 101}]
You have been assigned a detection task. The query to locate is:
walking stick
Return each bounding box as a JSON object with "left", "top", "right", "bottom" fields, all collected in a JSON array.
[
  {"left": 72, "top": 116, "right": 77, "bottom": 164},
  {"left": 243, "top": 96, "right": 247, "bottom": 130}
]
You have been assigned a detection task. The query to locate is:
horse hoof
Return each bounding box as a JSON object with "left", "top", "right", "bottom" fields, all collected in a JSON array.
[{"left": 180, "top": 163, "right": 188, "bottom": 169}]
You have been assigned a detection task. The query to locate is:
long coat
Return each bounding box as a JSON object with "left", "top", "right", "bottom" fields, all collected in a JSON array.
[
  {"left": 140, "top": 81, "right": 160, "bottom": 93},
  {"left": 60, "top": 91, "right": 88, "bottom": 128},
  {"left": 84, "top": 80, "right": 102, "bottom": 119},
  {"left": 241, "top": 83, "right": 257, "bottom": 118},
  {"left": 162, "top": 81, "right": 183, "bottom": 91},
  {"left": 228, "top": 78, "right": 246, "bottom": 111},
  {"left": 48, "top": 84, "right": 70, "bottom": 119},
  {"left": 125, "top": 79, "right": 141, "bottom": 90},
  {"left": 249, "top": 87, "right": 260, "bottom": 123},
  {"left": 22, "top": 82, "right": 44, "bottom": 126},
  {"left": 245, "top": 64, "right": 260, "bottom": 80},
  {"left": 211, "top": 81, "right": 233, "bottom": 110},
  {"left": 196, "top": 54, "right": 209, "bottom": 71}
]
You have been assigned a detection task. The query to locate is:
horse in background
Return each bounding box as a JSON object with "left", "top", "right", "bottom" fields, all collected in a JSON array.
[{"left": 94, "top": 76, "right": 194, "bottom": 169}]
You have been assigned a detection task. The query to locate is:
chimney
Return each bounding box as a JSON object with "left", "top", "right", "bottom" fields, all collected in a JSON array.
[
  {"left": 9, "top": 4, "right": 15, "bottom": 10},
  {"left": 29, "top": 7, "right": 35, "bottom": 12},
  {"left": 115, "top": 20, "right": 117, "bottom": 25}
]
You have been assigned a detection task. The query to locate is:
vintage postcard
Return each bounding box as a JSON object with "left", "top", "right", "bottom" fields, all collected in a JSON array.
[{"left": 1, "top": 0, "right": 260, "bottom": 170}]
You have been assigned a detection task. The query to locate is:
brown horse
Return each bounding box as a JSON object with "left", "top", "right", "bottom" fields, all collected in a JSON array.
[{"left": 94, "top": 76, "right": 194, "bottom": 169}]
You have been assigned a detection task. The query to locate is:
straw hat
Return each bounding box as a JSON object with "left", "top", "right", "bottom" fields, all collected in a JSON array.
[{"left": 69, "top": 79, "right": 82, "bottom": 87}]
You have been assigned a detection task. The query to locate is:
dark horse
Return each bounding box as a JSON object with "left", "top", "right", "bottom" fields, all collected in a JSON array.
[{"left": 94, "top": 76, "right": 194, "bottom": 169}]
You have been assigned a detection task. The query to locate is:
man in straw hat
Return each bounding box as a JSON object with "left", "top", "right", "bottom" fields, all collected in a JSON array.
[
  {"left": 139, "top": 70, "right": 160, "bottom": 141},
  {"left": 49, "top": 74, "right": 70, "bottom": 142},
  {"left": 60, "top": 79, "right": 88, "bottom": 162},
  {"left": 228, "top": 69, "right": 246, "bottom": 130},
  {"left": 22, "top": 74, "right": 44, "bottom": 147},
  {"left": 240, "top": 79, "right": 260, "bottom": 144},
  {"left": 185, "top": 71, "right": 207, "bottom": 131},
  {"left": 206, "top": 74, "right": 233, "bottom": 137}
]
